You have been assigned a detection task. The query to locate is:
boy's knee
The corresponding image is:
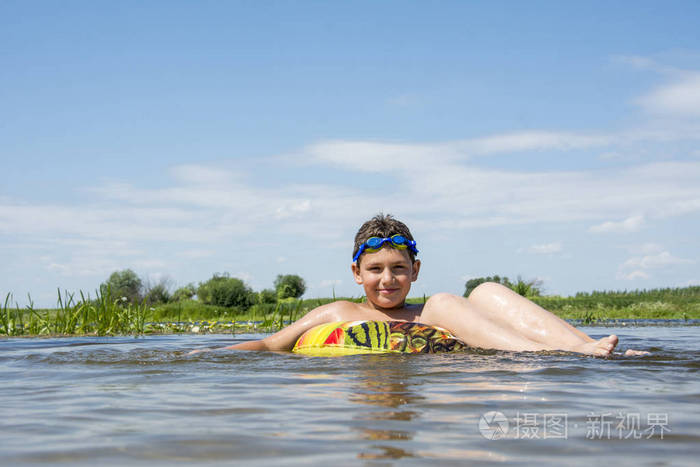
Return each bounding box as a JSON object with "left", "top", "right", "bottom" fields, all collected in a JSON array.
[
  {"left": 469, "top": 281, "right": 511, "bottom": 301},
  {"left": 425, "top": 292, "right": 461, "bottom": 308}
]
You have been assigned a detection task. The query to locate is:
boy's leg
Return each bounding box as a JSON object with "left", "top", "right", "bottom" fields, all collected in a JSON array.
[
  {"left": 422, "top": 282, "right": 618, "bottom": 356},
  {"left": 468, "top": 282, "right": 598, "bottom": 346}
]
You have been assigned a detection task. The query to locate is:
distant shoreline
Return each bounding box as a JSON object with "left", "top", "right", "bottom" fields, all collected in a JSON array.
[{"left": 3, "top": 286, "right": 699, "bottom": 337}]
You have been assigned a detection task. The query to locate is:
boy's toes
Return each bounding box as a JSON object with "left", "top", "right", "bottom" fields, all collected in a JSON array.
[{"left": 624, "top": 349, "right": 650, "bottom": 356}]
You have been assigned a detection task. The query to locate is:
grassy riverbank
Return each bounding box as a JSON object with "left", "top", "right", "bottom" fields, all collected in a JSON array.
[
  {"left": 530, "top": 287, "right": 700, "bottom": 322},
  {"left": 2, "top": 287, "right": 699, "bottom": 337}
]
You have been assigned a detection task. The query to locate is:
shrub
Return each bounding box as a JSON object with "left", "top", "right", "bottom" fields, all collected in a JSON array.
[
  {"left": 171, "top": 283, "right": 196, "bottom": 302},
  {"left": 274, "top": 274, "right": 306, "bottom": 300},
  {"left": 197, "top": 273, "right": 254, "bottom": 308},
  {"left": 144, "top": 283, "right": 171, "bottom": 305},
  {"left": 256, "top": 288, "right": 277, "bottom": 304},
  {"left": 511, "top": 276, "right": 543, "bottom": 297},
  {"left": 101, "top": 269, "right": 143, "bottom": 304},
  {"left": 143, "top": 277, "right": 173, "bottom": 305}
]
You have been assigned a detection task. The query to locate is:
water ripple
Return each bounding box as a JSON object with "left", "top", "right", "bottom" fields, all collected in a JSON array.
[{"left": 1, "top": 328, "right": 699, "bottom": 465}]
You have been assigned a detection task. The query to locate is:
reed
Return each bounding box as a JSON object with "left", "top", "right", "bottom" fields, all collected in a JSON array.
[
  {"left": 1, "top": 293, "right": 23, "bottom": 336},
  {"left": 1, "top": 287, "right": 148, "bottom": 336}
]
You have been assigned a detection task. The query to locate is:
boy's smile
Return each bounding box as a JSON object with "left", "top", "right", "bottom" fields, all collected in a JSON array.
[{"left": 352, "top": 247, "right": 421, "bottom": 311}]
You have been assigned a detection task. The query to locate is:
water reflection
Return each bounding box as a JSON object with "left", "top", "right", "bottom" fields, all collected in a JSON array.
[
  {"left": 340, "top": 353, "right": 560, "bottom": 460},
  {"left": 357, "top": 445, "right": 416, "bottom": 460},
  {"left": 346, "top": 356, "right": 424, "bottom": 459}
]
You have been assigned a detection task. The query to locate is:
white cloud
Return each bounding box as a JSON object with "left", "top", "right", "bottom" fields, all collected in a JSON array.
[
  {"left": 524, "top": 242, "right": 562, "bottom": 255},
  {"left": 233, "top": 272, "right": 253, "bottom": 283},
  {"left": 637, "top": 73, "right": 700, "bottom": 118},
  {"left": 306, "top": 139, "right": 450, "bottom": 173},
  {"left": 598, "top": 151, "right": 624, "bottom": 160},
  {"left": 458, "top": 130, "right": 610, "bottom": 155},
  {"left": 613, "top": 55, "right": 658, "bottom": 70},
  {"left": 275, "top": 199, "right": 312, "bottom": 219},
  {"left": 169, "top": 164, "right": 239, "bottom": 185},
  {"left": 319, "top": 279, "right": 342, "bottom": 288},
  {"left": 305, "top": 130, "right": 612, "bottom": 173},
  {"left": 178, "top": 249, "right": 215, "bottom": 259},
  {"left": 616, "top": 55, "right": 700, "bottom": 118},
  {"left": 639, "top": 243, "right": 664, "bottom": 255},
  {"left": 589, "top": 215, "right": 645, "bottom": 233},
  {"left": 617, "top": 270, "right": 650, "bottom": 281},
  {"left": 611, "top": 55, "right": 684, "bottom": 75},
  {"left": 622, "top": 251, "right": 693, "bottom": 270},
  {"left": 40, "top": 253, "right": 144, "bottom": 278},
  {"left": 298, "top": 131, "right": 700, "bottom": 236},
  {"left": 618, "top": 248, "right": 694, "bottom": 281},
  {"left": 5, "top": 90, "right": 700, "bottom": 300},
  {"left": 46, "top": 262, "right": 71, "bottom": 275},
  {"left": 4, "top": 157, "right": 700, "bottom": 254}
]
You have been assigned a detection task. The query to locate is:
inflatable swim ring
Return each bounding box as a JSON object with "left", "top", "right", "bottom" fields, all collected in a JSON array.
[{"left": 292, "top": 320, "right": 467, "bottom": 356}]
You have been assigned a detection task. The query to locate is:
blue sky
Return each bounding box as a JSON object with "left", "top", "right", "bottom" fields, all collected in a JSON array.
[{"left": 2, "top": 1, "right": 699, "bottom": 307}]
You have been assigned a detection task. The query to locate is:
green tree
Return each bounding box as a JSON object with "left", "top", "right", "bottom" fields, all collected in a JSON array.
[
  {"left": 274, "top": 274, "right": 306, "bottom": 300},
  {"left": 171, "top": 283, "right": 196, "bottom": 302},
  {"left": 101, "top": 269, "right": 143, "bottom": 303},
  {"left": 197, "top": 273, "right": 254, "bottom": 308},
  {"left": 511, "top": 276, "right": 543, "bottom": 297},
  {"left": 143, "top": 277, "right": 173, "bottom": 305},
  {"left": 463, "top": 275, "right": 513, "bottom": 297},
  {"left": 256, "top": 288, "right": 278, "bottom": 304}
]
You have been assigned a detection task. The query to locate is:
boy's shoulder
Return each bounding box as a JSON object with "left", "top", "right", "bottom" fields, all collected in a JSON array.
[
  {"left": 313, "top": 299, "right": 363, "bottom": 308},
  {"left": 317, "top": 299, "right": 365, "bottom": 312},
  {"left": 308, "top": 299, "right": 368, "bottom": 322},
  {"left": 310, "top": 300, "right": 425, "bottom": 323}
]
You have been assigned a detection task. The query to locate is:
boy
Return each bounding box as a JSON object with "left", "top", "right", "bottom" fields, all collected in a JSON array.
[{"left": 222, "top": 214, "right": 640, "bottom": 357}]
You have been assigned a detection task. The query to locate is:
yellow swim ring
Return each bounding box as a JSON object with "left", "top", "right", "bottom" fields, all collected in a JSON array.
[{"left": 292, "top": 320, "right": 467, "bottom": 357}]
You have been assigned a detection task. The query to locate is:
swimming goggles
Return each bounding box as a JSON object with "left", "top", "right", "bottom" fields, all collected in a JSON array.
[{"left": 353, "top": 234, "right": 419, "bottom": 262}]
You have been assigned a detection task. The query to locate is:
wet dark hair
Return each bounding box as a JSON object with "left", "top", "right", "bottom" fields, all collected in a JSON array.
[{"left": 353, "top": 213, "right": 417, "bottom": 265}]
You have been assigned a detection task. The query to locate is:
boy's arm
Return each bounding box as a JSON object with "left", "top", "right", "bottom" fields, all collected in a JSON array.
[{"left": 222, "top": 301, "right": 358, "bottom": 352}]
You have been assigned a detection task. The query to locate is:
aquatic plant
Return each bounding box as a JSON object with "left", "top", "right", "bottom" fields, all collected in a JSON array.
[
  {"left": 581, "top": 310, "right": 598, "bottom": 325},
  {"left": 1, "top": 293, "right": 23, "bottom": 336},
  {"left": 1, "top": 287, "right": 148, "bottom": 336}
]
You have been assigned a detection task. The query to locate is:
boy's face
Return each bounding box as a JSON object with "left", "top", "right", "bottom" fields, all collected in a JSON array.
[{"left": 352, "top": 247, "right": 420, "bottom": 310}]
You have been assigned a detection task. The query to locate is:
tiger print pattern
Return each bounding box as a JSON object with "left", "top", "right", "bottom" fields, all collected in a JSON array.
[{"left": 293, "top": 320, "right": 467, "bottom": 356}]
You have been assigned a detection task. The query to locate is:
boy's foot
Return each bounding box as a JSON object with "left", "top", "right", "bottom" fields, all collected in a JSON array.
[
  {"left": 574, "top": 335, "right": 618, "bottom": 357},
  {"left": 624, "top": 349, "right": 650, "bottom": 356}
]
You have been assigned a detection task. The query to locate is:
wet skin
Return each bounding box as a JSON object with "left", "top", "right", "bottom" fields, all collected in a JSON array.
[{"left": 215, "top": 247, "right": 641, "bottom": 357}]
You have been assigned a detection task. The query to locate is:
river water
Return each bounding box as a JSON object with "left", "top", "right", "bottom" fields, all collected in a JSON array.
[{"left": 1, "top": 326, "right": 699, "bottom": 466}]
